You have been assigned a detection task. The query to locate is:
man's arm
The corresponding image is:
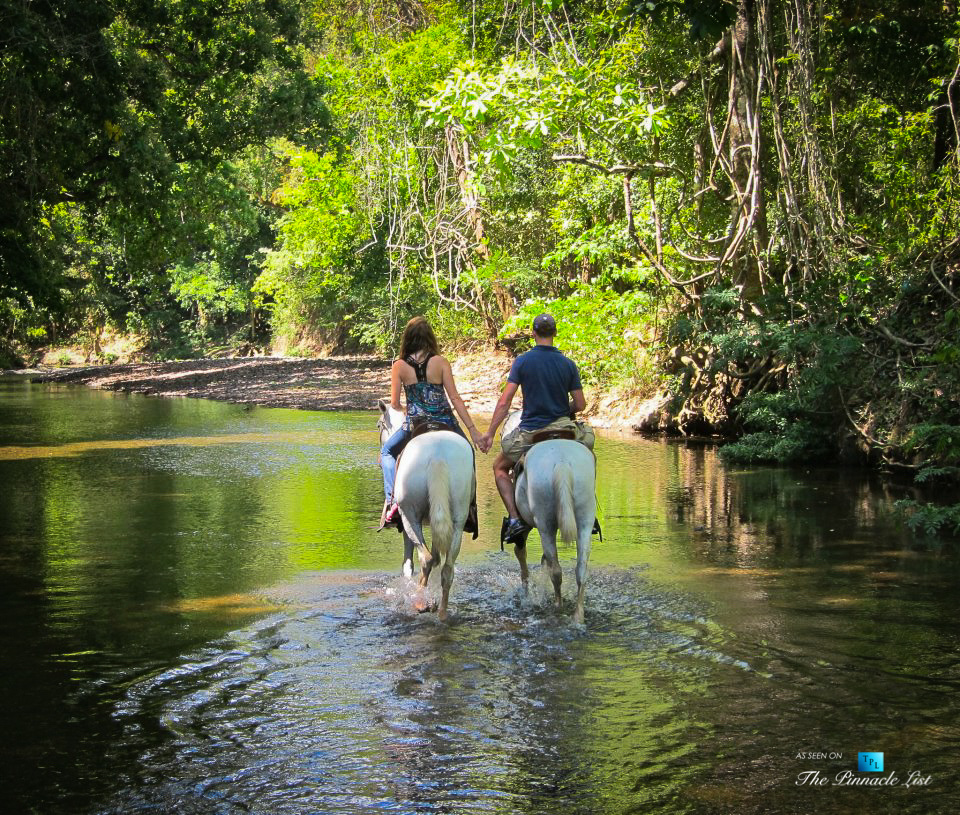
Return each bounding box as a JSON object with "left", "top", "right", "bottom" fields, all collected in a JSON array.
[
  {"left": 570, "top": 388, "right": 586, "bottom": 415},
  {"left": 479, "top": 381, "right": 519, "bottom": 452}
]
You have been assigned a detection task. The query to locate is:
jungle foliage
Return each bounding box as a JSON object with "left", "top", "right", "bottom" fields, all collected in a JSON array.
[{"left": 2, "top": 0, "right": 960, "bottom": 521}]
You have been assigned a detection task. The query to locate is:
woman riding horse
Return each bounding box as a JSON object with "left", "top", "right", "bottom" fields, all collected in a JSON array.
[{"left": 380, "top": 317, "right": 485, "bottom": 527}]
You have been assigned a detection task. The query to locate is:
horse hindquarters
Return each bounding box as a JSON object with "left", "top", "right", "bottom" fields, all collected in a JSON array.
[
  {"left": 427, "top": 458, "right": 453, "bottom": 546},
  {"left": 524, "top": 441, "right": 596, "bottom": 620},
  {"left": 553, "top": 462, "right": 577, "bottom": 543},
  {"left": 398, "top": 433, "right": 472, "bottom": 617},
  {"left": 525, "top": 442, "right": 595, "bottom": 538}
]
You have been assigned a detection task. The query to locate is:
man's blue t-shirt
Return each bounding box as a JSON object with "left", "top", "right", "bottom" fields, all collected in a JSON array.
[{"left": 508, "top": 345, "right": 582, "bottom": 431}]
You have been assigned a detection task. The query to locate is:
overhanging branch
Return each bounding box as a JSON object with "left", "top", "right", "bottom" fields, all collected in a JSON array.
[
  {"left": 668, "top": 36, "right": 729, "bottom": 98},
  {"left": 551, "top": 154, "right": 680, "bottom": 178}
]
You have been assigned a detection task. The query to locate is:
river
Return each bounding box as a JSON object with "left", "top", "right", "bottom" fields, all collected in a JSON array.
[{"left": 1, "top": 378, "right": 958, "bottom": 814}]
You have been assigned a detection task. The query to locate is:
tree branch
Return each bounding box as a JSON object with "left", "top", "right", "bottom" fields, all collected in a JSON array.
[
  {"left": 551, "top": 154, "right": 679, "bottom": 177},
  {"left": 668, "top": 36, "right": 729, "bottom": 98}
]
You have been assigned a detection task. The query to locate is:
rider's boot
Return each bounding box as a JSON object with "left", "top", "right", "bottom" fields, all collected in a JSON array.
[
  {"left": 500, "top": 516, "right": 531, "bottom": 549},
  {"left": 378, "top": 498, "right": 402, "bottom": 532}
]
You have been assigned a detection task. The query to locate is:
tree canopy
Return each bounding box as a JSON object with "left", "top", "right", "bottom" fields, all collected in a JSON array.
[
  {"left": 2, "top": 0, "right": 959, "bottom": 517},
  {"left": 1, "top": 0, "right": 321, "bottom": 320}
]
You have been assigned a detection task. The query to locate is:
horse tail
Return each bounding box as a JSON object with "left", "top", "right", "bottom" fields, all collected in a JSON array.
[
  {"left": 428, "top": 458, "right": 453, "bottom": 546},
  {"left": 554, "top": 462, "right": 577, "bottom": 543}
]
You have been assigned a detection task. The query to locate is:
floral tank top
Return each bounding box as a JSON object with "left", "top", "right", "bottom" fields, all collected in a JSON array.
[{"left": 403, "top": 353, "right": 455, "bottom": 430}]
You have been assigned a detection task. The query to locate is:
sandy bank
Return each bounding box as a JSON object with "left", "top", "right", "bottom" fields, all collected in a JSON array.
[{"left": 11, "top": 353, "right": 664, "bottom": 432}]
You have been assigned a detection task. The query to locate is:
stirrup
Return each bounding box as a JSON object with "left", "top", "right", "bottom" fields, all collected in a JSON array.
[
  {"left": 464, "top": 499, "right": 479, "bottom": 539},
  {"left": 377, "top": 500, "right": 402, "bottom": 533},
  {"left": 500, "top": 517, "right": 531, "bottom": 550}
]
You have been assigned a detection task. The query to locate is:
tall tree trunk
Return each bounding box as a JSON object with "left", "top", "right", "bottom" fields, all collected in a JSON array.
[
  {"left": 444, "top": 125, "right": 512, "bottom": 338},
  {"left": 727, "top": 0, "right": 767, "bottom": 303},
  {"left": 933, "top": 1, "right": 959, "bottom": 171}
]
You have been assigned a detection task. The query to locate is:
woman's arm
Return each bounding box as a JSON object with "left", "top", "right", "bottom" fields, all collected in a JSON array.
[
  {"left": 440, "top": 357, "right": 484, "bottom": 448},
  {"left": 390, "top": 360, "right": 404, "bottom": 412}
]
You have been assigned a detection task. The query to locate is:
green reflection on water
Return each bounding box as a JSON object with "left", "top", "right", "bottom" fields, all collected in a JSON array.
[{"left": 2, "top": 380, "right": 960, "bottom": 814}]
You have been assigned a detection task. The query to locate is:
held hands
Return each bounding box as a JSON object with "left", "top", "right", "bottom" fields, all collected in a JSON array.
[
  {"left": 467, "top": 424, "right": 492, "bottom": 453},
  {"left": 477, "top": 431, "right": 494, "bottom": 454},
  {"left": 468, "top": 426, "right": 490, "bottom": 453}
]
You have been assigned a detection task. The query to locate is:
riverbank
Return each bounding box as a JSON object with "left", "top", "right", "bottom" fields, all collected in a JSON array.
[{"left": 10, "top": 353, "right": 667, "bottom": 432}]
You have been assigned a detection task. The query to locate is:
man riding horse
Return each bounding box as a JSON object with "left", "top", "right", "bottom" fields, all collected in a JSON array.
[{"left": 479, "top": 314, "right": 595, "bottom": 544}]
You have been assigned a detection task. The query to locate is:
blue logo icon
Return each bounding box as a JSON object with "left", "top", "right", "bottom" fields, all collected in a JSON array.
[{"left": 858, "top": 752, "right": 884, "bottom": 772}]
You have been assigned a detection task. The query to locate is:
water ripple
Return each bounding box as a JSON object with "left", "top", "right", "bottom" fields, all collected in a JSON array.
[{"left": 101, "top": 564, "right": 733, "bottom": 814}]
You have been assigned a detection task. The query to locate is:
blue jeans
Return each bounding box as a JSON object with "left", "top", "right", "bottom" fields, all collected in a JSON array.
[{"left": 380, "top": 421, "right": 467, "bottom": 501}]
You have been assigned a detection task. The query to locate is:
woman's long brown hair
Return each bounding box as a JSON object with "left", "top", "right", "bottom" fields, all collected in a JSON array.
[{"left": 399, "top": 316, "right": 440, "bottom": 359}]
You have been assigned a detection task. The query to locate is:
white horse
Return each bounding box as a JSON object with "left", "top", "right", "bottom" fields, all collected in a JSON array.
[
  {"left": 378, "top": 399, "right": 475, "bottom": 620},
  {"left": 502, "top": 411, "right": 596, "bottom": 624}
]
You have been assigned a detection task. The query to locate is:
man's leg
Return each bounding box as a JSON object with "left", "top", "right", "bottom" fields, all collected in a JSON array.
[
  {"left": 493, "top": 452, "right": 520, "bottom": 518},
  {"left": 494, "top": 452, "right": 532, "bottom": 545},
  {"left": 495, "top": 429, "right": 532, "bottom": 544}
]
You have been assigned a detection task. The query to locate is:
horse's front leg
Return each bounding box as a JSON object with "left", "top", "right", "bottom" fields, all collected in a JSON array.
[
  {"left": 573, "top": 523, "right": 592, "bottom": 625},
  {"left": 514, "top": 542, "right": 529, "bottom": 590},
  {"left": 539, "top": 529, "right": 562, "bottom": 607},
  {"left": 438, "top": 552, "right": 453, "bottom": 621},
  {"left": 401, "top": 532, "right": 415, "bottom": 578},
  {"left": 401, "top": 514, "right": 435, "bottom": 591},
  {"left": 423, "top": 543, "right": 440, "bottom": 589},
  {"left": 418, "top": 546, "right": 435, "bottom": 589}
]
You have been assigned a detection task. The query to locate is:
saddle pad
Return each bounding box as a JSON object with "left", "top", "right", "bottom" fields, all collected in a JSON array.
[
  {"left": 410, "top": 418, "right": 455, "bottom": 438},
  {"left": 530, "top": 428, "right": 576, "bottom": 444}
]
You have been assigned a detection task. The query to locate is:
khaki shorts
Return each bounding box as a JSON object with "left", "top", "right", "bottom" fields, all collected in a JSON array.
[{"left": 501, "top": 416, "right": 595, "bottom": 464}]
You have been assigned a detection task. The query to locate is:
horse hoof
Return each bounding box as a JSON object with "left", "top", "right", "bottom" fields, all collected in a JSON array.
[{"left": 413, "top": 597, "right": 438, "bottom": 614}]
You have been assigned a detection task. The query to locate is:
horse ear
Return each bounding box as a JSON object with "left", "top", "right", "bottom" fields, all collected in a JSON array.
[{"left": 378, "top": 398, "right": 389, "bottom": 414}]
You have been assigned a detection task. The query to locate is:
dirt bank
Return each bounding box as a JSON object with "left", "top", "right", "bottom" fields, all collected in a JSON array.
[
  {"left": 19, "top": 357, "right": 393, "bottom": 411},
  {"left": 12, "top": 353, "right": 662, "bottom": 431}
]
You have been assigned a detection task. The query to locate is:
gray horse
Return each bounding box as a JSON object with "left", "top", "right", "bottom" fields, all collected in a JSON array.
[
  {"left": 378, "top": 400, "right": 475, "bottom": 620},
  {"left": 502, "top": 411, "right": 596, "bottom": 624}
]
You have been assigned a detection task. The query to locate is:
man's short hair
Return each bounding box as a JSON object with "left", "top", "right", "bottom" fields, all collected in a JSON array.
[{"left": 532, "top": 313, "right": 557, "bottom": 337}]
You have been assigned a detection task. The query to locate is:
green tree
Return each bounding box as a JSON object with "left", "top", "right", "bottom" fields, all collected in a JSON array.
[{"left": 1, "top": 0, "right": 320, "bottom": 333}]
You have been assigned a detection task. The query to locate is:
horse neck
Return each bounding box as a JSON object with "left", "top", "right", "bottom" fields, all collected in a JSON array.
[
  {"left": 382, "top": 423, "right": 400, "bottom": 444},
  {"left": 380, "top": 412, "right": 404, "bottom": 442}
]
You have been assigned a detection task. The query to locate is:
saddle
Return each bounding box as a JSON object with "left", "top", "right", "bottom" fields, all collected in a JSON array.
[
  {"left": 511, "top": 428, "right": 577, "bottom": 481},
  {"left": 410, "top": 417, "right": 455, "bottom": 438},
  {"left": 531, "top": 428, "right": 576, "bottom": 444}
]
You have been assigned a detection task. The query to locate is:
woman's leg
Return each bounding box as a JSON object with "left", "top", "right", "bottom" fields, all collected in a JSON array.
[{"left": 381, "top": 427, "right": 410, "bottom": 500}]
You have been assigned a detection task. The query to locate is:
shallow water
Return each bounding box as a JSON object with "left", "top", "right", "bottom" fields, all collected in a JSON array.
[{"left": 1, "top": 378, "right": 958, "bottom": 814}]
